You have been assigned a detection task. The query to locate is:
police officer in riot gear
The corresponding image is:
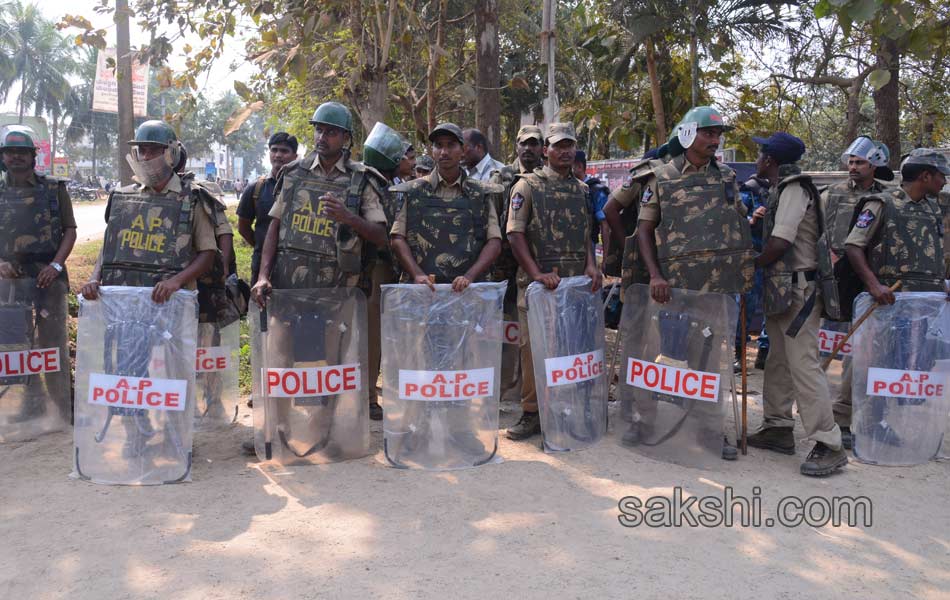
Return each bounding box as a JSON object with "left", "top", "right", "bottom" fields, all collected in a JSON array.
[{"left": 0, "top": 127, "right": 77, "bottom": 428}]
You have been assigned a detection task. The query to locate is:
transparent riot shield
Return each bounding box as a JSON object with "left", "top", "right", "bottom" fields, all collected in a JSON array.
[
  {"left": 250, "top": 287, "right": 369, "bottom": 465},
  {"left": 819, "top": 319, "right": 852, "bottom": 402},
  {"left": 381, "top": 282, "right": 504, "bottom": 470},
  {"left": 617, "top": 284, "right": 738, "bottom": 469},
  {"left": 526, "top": 276, "right": 608, "bottom": 452},
  {"left": 851, "top": 292, "right": 950, "bottom": 466},
  {"left": 194, "top": 321, "right": 240, "bottom": 430},
  {"left": 0, "top": 277, "right": 71, "bottom": 442},
  {"left": 73, "top": 287, "right": 198, "bottom": 485}
]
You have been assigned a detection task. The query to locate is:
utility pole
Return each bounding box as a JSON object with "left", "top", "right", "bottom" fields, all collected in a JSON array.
[
  {"left": 540, "top": 0, "right": 558, "bottom": 126},
  {"left": 115, "top": 0, "right": 135, "bottom": 185}
]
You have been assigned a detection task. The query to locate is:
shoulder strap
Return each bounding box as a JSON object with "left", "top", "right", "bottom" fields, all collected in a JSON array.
[{"left": 251, "top": 175, "right": 266, "bottom": 210}]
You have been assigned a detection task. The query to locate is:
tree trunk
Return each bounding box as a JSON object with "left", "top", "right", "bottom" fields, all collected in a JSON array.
[
  {"left": 689, "top": 23, "right": 699, "bottom": 107},
  {"left": 873, "top": 37, "right": 901, "bottom": 169},
  {"left": 474, "top": 0, "right": 501, "bottom": 156},
  {"left": 51, "top": 111, "right": 58, "bottom": 168},
  {"left": 645, "top": 37, "right": 667, "bottom": 143},
  {"left": 842, "top": 81, "right": 862, "bottom": 147},
  {"left": 426, "top": 0, "right": 447, "bottom": 133}
]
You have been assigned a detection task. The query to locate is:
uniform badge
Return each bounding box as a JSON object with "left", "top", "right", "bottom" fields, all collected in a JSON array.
[
  {"left": 511, "top": 192, "right": 524, "bottom": 210},
  {"left": 640, "top": 187, "right": 653, "bottom": 205},
  {"left": 855, "top": 209, "right": 875, "bottom": 229}
]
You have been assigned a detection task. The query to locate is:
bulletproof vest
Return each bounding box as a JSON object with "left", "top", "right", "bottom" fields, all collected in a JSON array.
[
  {"left": 939, "top": 190, "right": 950, "bottom": 279},
  {"left": 823, "top": 179, "right": 887, "bottom": 254},
  {"left": 516, "top": 169, "right": 590, "bottom": 286},
  {"left": 860, "top": 188, "right": 945, "bottom": 292},
  {"left": 612, "top": 158, "right": 663, "bottom": 280},
  {"left": 100, "top": 180, "right": 194, "bottom": 287},
  {"left": 189, "top": 176, "right": 238, "bottom": 325},
  {"left": 763, "top": 168, "right": 822, "bottom": 277},
  {"left": 394, "top": 176, "right": 493, "bottom": 284},
  {"left": 273, "top": 154, "right": 366, "bottom": 288},
  {"left": 488, "top": 162, "right": 527, "bottom": 283},
  {"left": 652, "top": 156, "right": 754, "bottom": 294},
  {"left": 0, "top": 174, "right": 63, "bottom": 264}
]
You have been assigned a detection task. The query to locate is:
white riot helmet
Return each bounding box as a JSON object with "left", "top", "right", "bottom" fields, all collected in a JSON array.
[{"left": 841, "top": 136, "right": 889, "bottom": 167}]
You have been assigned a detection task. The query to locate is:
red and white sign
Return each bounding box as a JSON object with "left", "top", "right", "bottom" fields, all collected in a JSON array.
[
  {"left": 866, "top": 367, "right": 948, "bottom": 400},
  {"left": 819, "top": 328, "right": 852, "bottom": 357},
  {"left": 545, "top": 350, "right": 604, "bottom": 387},
  {"left": 626, "top": 358, "right": 720, "bottom": 403},
  {"left": 0, "top": 348, "right": 60, "bottom": 377},
  {"left": 88, "top": 373, "right": 187, "bottom": 412},
  {"left": 264, "top": 364, "right": 361, "bottom": 398},
  {"left": 196, "top": 346, "right": 231, "bottom": 373},
  {"left": 504, "top": 321, "right": 520, "bottom": 345},
  {"left": 399, "top": 368, "right": 494, "bottom": 401}
]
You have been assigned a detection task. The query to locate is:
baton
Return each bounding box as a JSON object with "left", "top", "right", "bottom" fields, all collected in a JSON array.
[
  {"left": 260, "top": 306, "right": 273, "bottom": 460},
  {"left": 740, "top": 296, "right": 748, "bottom": 454},
  {"left": 821, "top": 281, "right": 902, "bottom": 372}
]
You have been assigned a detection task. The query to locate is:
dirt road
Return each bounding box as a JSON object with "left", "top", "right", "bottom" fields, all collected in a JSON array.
[{"left": 2, "top": 365, "right": 948, "bottom": 599}]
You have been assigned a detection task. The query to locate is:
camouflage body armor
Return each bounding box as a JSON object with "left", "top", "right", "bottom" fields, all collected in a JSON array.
[
  {"left": 273, "top": 154, "right": 380, "bottom": 288},
  {"left": 0, "top": 174, "right": 64, "bottom": 267},
  {"left": 488, "top": 162, "right": 523, "bottom": 283},
  {"left": 856, "top": 188, "right": 945, "bottom": 292},
  {"left": 391, "top": 176, "right": 498, "bottom": 284},
  {"left": 822, "top": 179, "right": 887, "bottom": 254},
  {"left": 762, "top": 167, "right": 828, "bottom": 316},
  {"left": 617, "top": 159, "right": 665, "bottom": 285},
  {"left": 650, "top": 155, "right": 754, "bottom": 294},
  {"left": 100, "top": 180, "right": 195, "bottom": 287},
  {"left": 938, "top": 189, "right": 950, "bottom": 279},
  {"left": 189, "top": 176, "right": 239, "bottom": 326},
  {"left": 515, "top": 169, "right": 590, "bottom": 287}
]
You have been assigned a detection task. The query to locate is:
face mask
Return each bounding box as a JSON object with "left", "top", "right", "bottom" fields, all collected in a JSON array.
[{"left": 127, "top": 149, "right": 172, "bottom": 189}]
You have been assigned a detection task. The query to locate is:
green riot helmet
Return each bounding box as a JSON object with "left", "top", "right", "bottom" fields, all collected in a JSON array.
[
  {"left": 362, "top": 122, "right": 406, "bottom": 172},
  {"left": 310, "top": 101, "right": 353, "bottom": 133},
  {"left": 672, "top": 106, "right": 733, "bottom": 150},
  {"left": 128, "top": 119, "right": 178, "bottom": 146},
  {"left": 0, "top": 127, "right": 37, "bottom": 151}
]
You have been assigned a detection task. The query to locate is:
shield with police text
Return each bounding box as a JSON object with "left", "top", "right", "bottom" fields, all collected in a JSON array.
[
  {"left": 819, "top": 318, "right": 852, "bottom": 401},
  {"left": 381, "top": 281, "right": 504, "bottom": 470},
  {"left": 72, "top": 287, "right": 198, "bottom": 485},
  {"left": 0, "top": 277, "right": 71, "bottom": 442},
  {"left": 193, "top": 321, "right": 240, "bottom": 430},
  {"left": 851, "top": 292, "right": 950, "bottom": 466},
  {"left": 250, "top": 287, "right": 369, "bottom": 465},
  {"left": 526, "top": 276, "right": 608, "bottom": 452},
  {"left": 618, "top": 284, "right": 738, "bottom": 468}
]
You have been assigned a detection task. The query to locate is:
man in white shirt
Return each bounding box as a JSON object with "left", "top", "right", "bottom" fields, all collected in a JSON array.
[{"left": 463, "top": 128, "right": 505, "bottom": 181}]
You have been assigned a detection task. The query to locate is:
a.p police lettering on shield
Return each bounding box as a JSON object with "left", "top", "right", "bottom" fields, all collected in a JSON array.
[
  {"left": 88, "top": 373, "right": 188, "bottom": 411},
  {"left": 0, "top": 348, "right": 61, "bottom": 376},
  {"left": 196, "top": 346, "right": 230, "bottom": 372},
  {"left": 265, "top": 364, "right": 361, "bottom": 397},
  {"left": 626, "top": 358, "right": 720, "bottom": 402},
  {"left": 399, "top": 368, "right": 495, "bottom": 401},
  {"left": 544, "top": 350, "right": 605, "bottom": 387},
  {"left": 867, "top": 367, "right": 947, "bottom": 400}
]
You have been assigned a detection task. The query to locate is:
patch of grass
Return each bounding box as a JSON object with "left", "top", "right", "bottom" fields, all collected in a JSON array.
[{"left": 66, "top": 239, "right": 103, "bottom": 295}]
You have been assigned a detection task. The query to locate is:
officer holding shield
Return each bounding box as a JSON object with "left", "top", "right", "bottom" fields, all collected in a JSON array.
[
  {"left": 0, "top": 128, "right": 77, "bottom": 426},
  {"left": 505, "top": 122, "right": 602, "bottom": 440}
]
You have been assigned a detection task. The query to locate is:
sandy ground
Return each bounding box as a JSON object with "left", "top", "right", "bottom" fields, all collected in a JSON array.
[{"left": 2, "top": 353, "right": 949, "bottom": 600}]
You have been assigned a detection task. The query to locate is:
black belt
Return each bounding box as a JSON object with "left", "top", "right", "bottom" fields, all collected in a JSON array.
[
  {"left": 792, "top": 270, "right": 817, "bottom": 285},
  {"left": 784, "top": 270, "right": 818, "bottom": 338}
]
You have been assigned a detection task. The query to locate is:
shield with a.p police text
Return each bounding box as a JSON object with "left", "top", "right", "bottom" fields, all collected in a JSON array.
[
  {"left": 0, "top": 277, "right": 71, "bottom": 443},
  {"left": 193, "top": 321, "right": 240, "bottom": 431},
  {"left": 72, "top": 287, "right": 198, "bottom": 485},
  {"left": 381, "top": 282, "right": 504, "bottom": 470},
  {"left": 250, "top": 287, "right": 368, "bottom": 465},
  {"left": 851, "top": 291, "right": 950, "bottom": 466},
  {"left": 526, "top": 276, "right": 608, "bottom": 452},
  {"left": 618, "top": 284, "right": 738, "bottom": 469}
]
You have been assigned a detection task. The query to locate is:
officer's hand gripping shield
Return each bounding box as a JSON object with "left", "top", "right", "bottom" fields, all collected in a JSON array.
[
  {"left": 250, "top": 287, "right": 369, "bottom": 465},
  {"left": 72, "top": 287, "right": 198, "bottom": 485},
  {"left": 0, "top": 277, "right": 71, "bottom": 442},
  {"left": 851, "top": 292, "right": 950, "bottom": 466},
  {"left": 618, "top": 284, "right": 738, "bottom": 468},
  {"left": 193, "top": 321, "right": 240, "bottom": 430},
  {"left": 526, "top": 276, "right": 608, "bottom": 451},
  {"left": 380, "top": 282, "right": 505, "bottom": 470}
]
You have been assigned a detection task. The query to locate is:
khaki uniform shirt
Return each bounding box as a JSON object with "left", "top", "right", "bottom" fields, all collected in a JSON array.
[
  {"left": 844, "top": 196, "right": 893, "bottom": 248},
  {"left": 506, "top": 166, "right": 588, "bottom": 234},
  {"left": 392, "top": 170, "right": 501, "bottom": 239},
  {"left": 268, "top": 154, "right": 388, "bottom": 226},
  {"left": 636, "top": 158, "right": 743, "bottom": 224},
  {"left": 769, "top": 181, "right": 819, "bottom": 271},
  {"left": 5, "top": 171, "right": 78, "bottom": 229}
]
